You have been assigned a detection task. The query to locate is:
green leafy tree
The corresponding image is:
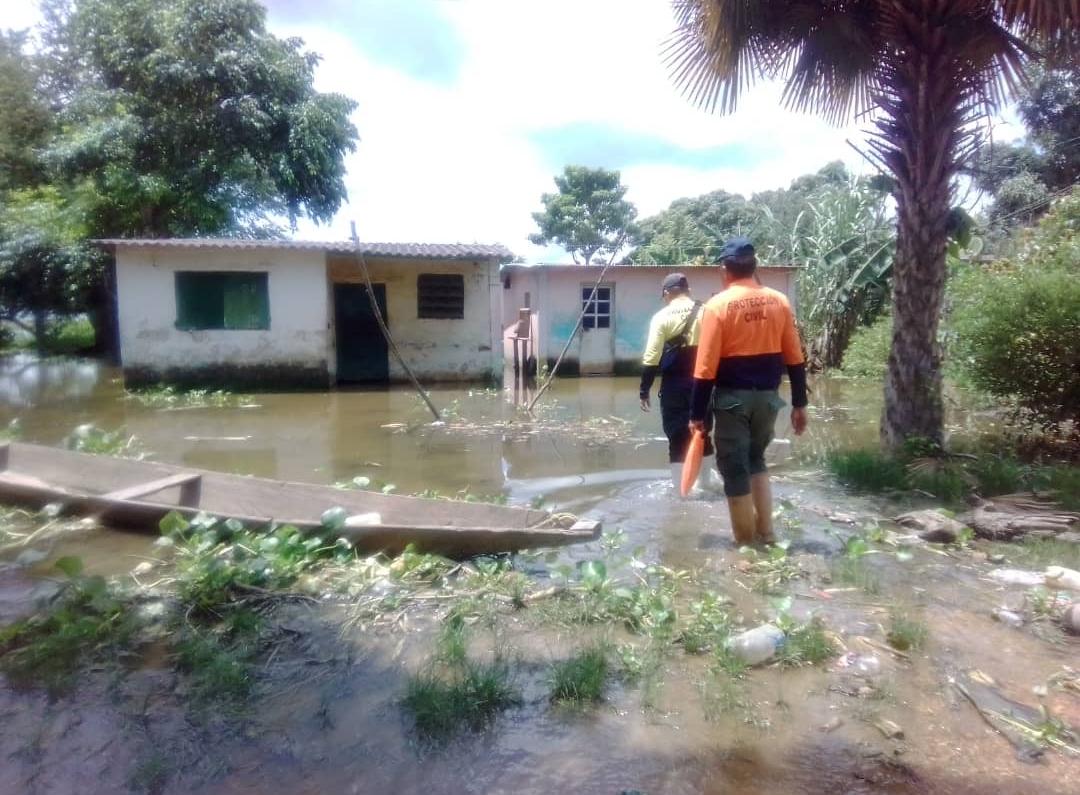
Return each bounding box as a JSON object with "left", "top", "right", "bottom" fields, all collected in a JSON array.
[
  {"left": 630, "top": 189, "right": 757, "bottom": 264},
  {"left": 667, "top": 0, "right": 1077, "bottom": 450},
  {"left": 761, "top": 177, "right": 896, "bottom": 370},
  {"left": 0, "top": 186, "right": 99, "bottom": 352},
  {"left": 530, "top": 166, "right": 638, "bottom": 265},
  {"left": 41, "top": 0, "right": 358, "bottom": 238},
  {"left": 951, "top": 188, "right": 1080, "bottom": 431},
  {"left": 0, "top": 31, "right": 52, "bottom": 193},
  {"left": 966, "top": 31, "right": 1078, "bottom": 232}
]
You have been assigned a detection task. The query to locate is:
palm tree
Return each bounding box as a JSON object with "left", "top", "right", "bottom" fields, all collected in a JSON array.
[{"left": 666, "top": 1, "right": 1076, "bottom": 449}]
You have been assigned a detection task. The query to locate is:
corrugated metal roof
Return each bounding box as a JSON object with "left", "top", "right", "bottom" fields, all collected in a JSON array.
[
  {"left": 95, "top": 238, "right": 515, "bottom": 261},
  {"left": 501, "top": 262, "right": 799, "bottom": 272}
]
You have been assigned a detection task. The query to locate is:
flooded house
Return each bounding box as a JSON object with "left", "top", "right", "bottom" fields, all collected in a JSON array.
[
  {"left": 500, "top": 264, "right": 800, "bottom": 375},
  {"left": 101, "top": 238, "right": 513, "bottom": 387}
]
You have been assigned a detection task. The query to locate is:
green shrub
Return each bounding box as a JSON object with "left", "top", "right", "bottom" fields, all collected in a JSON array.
[
  {"left": 45, "top": 316, "right": 95, "bottom": 354},
  {"left": 841, "top": 314, "right": 891, "bottom": 378},
  {"left": 952, "top": 268, "right": 1080, "bottom": 426},
  {"left": 949, "top": 188, "right": 1080, "bottom": 429}
]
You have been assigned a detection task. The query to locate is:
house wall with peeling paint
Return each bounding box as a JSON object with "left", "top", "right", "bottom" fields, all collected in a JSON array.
[
  {"left": 502, "top": 265, "right": 799, "bottom": 375},
  {"left": 116, "top": 247, "right": 331, "bottom": 387},
  {"left": 327, "top": 256, "right": 502, "bottom": 382}
]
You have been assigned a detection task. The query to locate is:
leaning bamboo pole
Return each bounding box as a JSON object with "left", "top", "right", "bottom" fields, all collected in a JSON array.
[
  {"left": 526, "top": 246, "right": 621, "bottom": 414},
  {"left": 349, "top": 222, "right": 441, "bottom": 422}
]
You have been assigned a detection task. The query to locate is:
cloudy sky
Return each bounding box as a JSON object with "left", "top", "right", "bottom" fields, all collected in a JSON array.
[{"left": 4, "top": 0, "right": 1023, "bottom": 260}]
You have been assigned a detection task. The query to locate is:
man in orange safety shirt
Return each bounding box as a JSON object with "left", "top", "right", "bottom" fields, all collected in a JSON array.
[{"left": 689, "top": 237, "right": 808, "bottom": 545}]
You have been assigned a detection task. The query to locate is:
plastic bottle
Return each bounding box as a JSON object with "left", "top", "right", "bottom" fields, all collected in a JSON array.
[
  {"left": 726, "top": 624, "right": 785, "bottom": 665},
  {"left": 1044, "top": 566, "right": 1080, "bottom": 592},
  {"left": 345, "top": 512, "right": 382, "bottom": 528},
  {"left": 992, "top": 608, "right": 1025, "bottom": 628}
]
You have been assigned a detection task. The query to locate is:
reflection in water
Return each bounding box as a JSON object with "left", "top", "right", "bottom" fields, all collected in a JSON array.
[
  {"left": 3, "top": 359, "right": 1059, "bottom": 795},
  {"left": 0, "top": 354, "right": 102, "bottom": 409}
]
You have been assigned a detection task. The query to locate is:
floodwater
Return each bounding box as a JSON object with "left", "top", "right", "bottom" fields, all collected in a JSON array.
[{"left": 0, "top": 354, "right": 1077, "bottom": 795}]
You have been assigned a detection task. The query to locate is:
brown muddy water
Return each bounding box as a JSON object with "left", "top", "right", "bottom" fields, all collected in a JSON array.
[{"left": 0, "top": 354, "right": 1077, "bottom": 795}]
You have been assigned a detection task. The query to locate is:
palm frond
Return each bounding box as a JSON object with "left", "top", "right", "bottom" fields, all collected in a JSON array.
[{"left": 998, "top": 0, "right": 1080, "bottom": 39}]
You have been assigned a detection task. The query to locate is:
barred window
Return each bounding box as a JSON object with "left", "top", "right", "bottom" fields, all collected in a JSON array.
[
  {"left": 417, "top": 274, "right": 465, "bottom": 319},
  {"left": 581, "top": 285, "right": 611, "bottom": 329}
]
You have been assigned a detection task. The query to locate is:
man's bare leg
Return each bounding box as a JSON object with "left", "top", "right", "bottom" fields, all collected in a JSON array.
[
  {"left": 726, "top": 494, "right": 757, "bottom": 546},
  {"left": 751, "top": 473, "right": 776, "bottom": 544}
]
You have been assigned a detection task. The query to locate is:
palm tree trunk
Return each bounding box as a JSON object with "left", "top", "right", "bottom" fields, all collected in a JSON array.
[
  {"left": 882, "top": 194, "right": 949, "bottom": 449},
  {"left": 875, "top": 3, "right": 967, "bottom": 451}
]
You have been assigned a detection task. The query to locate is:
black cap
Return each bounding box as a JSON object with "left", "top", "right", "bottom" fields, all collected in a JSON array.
[
  {"left": 716, "top": 236, "right": 755, "bottom": 263},
  {"left": 661, "top": 272, "right": 689, "bottom": 295}
]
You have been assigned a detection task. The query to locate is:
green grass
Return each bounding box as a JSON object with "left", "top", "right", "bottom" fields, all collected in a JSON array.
[
  {"left": 780, "top": 619, "right": 838, "bottom": 667},
  {"left": 548, "top": 645, "right": 609, "bottom": 704},
  {"left": 0, "top": 571, "right": 136, "bottom": 694},
  {"left": 831, "top": 556, "right": 881, "bottom": 595},
  {"left": 128, "top": 752, "right": 170, "bottom": 795},
  {"left": 174, "top": 625, "right": 257, "bottom": 707},
  {"left": 713, "top": 644, "right": 749, "bottom": 678},
  {"left": 435, "top": 614, "right": 470, "bottom": 667},
  {"left": 828, "top": 445, "right": 1080, "bottom": 509},
  {"left": 403, "top": 659, "right": 520, "bottom": 740},
  {"left": 986, "top": 537, "right": 1080, "bottom": 571},
  {"left": 827, "top": 450, "right": 909, "bottom": 493},
  {"left": 886, "top": 610, "right": 928, "bottom": 652}
]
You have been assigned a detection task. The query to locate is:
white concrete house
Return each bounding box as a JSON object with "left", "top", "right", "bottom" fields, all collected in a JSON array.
[
  {"left": 102, "top": 239, "right": 511, "bottom": 387},
  {"left": 500, "top": 264, "right": 800, "bottom": 376}
]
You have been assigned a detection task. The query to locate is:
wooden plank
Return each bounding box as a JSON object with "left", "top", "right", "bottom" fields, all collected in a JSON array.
[{"left": 103, "top": 472, "right": 202, "bottom": 505}]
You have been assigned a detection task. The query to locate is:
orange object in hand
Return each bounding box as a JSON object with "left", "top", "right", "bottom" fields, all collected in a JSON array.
[{"left": 680, "top": 429, "right": 706, "bottom": 497}]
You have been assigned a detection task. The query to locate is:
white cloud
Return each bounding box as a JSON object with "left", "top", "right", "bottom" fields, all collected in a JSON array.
[
  {"left": 281, "top": 0, "right": 872, "bottom": 259},
  {"left": 3, "top": 0, "right": 1017, "bottom": 261}
]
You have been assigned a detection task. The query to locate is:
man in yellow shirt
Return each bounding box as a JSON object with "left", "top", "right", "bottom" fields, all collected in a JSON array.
[{"left": 640, "top": 273, "right": 715, "bottom": 491}]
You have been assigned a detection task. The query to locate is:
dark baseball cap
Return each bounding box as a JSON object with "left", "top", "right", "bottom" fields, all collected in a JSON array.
[
  {"left": 716, "top": 236, "right": 755, "bottom": 262},
  {"left": 661, "top": 272, "right": 689, "bottom": 295}
]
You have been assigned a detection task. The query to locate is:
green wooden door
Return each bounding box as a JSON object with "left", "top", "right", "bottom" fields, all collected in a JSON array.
[{"left": 334, "top": 283, "right": 389, "bottom": 383}]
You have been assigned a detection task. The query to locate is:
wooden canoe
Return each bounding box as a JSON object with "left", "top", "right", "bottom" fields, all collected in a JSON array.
[{"left": 0, "top": 442, "right": 600, "bottom": 556}]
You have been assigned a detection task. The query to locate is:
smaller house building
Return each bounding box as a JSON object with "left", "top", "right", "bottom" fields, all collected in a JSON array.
[
  {"left": 500, "top": 264, "right": 799, "bottom": 375},
  {"left": 103, "top": 239, "right": 512, "bottom": 387}
]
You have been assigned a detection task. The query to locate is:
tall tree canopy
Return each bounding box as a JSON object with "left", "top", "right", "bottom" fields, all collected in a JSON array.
[
  {"left": 530, "top": 166, "right": 638, "bottom": 266},
  {"left": 0, "top": 0, "right": 359, "bottom": 354},
  {"left": 969, "top": 39, "right": 1080, "bottom": 228},
  {"left": 631, "top": 189, "right": 757, "bottom": 264},
  {"left": 630, "top": 161, "right": 855, "bottom": 265},
  {"left": 41, "top": 0, "right": 358, "bottom": 238},
  {"left": 667, "top": 0, "right": 1078, "bottom": 450},
  {"left": 0, "top": 31, "right": 52, "bottom": 193}
]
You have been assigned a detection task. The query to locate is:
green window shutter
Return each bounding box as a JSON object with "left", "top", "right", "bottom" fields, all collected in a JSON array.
[
  {"left": 223, "top": 273, "right": 269, "bottom": 330},
  {"left": 176, "top": 272, "right": 226, "bottom": 330},
  {"left": 175, "top": 272, "right": 269, "bottom": 330}
]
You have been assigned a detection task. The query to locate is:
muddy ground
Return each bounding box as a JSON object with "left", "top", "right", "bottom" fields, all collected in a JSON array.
[{"left": 0, "top": 361, "right": 1078, "bottom": 794}]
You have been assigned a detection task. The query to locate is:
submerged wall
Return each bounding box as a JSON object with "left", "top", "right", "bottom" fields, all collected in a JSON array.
[
  {"left": 328, "top": 255, "right": 502, "bottom": 382},
  {"left": 115, "top": 246, "right": 331, "bottom": 388},
  {"left": 503, "top": 265, "right": 799, "bottom": 375}
]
